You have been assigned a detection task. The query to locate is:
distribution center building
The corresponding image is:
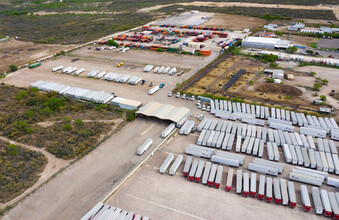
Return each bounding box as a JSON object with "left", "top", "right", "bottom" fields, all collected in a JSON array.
[{"left": 241, "top": 37, "right": 291, "bottom": 50}]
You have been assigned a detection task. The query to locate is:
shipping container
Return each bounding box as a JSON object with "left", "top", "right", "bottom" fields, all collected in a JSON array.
[
  {"left": 208, "top": 164, "right": 218, "bottom": 186},
  {"left": 183, "top": 156, "right": 192, "bottom": 177},
  {"left": 215, "top": 165, "right": 223, "bottom": 188},
  {"left": 300, "top": 185, "right": 312, "bottom": 211},
  {"left": 136, "top": 138, "right": 153, "bottom": 155},
  {"left": 320, "top": 189, "right": 332, "bottom": 217},
  {"left": 280, "top": 179, "right": 289, "bottom": 205},
  {"left": 266, "top": 177, "right": 273, "bottom": 202},
  {"left": 225, "top": 168, "right": 234, "bottom": 191},
  {"left": 202, "top": 162, "right": 211, "bottom": 185},
  {"left": 160, "top": 153, "right": 174, "bottom": 174},
  {"left": 169, "top": 155, "right": 183, "bottom": 175},
  {"left": 195, "top": 160, "right": 205, "bottom": 182},
  {"left": 312, "top": 187, "right": 323, "bottom": 214}
]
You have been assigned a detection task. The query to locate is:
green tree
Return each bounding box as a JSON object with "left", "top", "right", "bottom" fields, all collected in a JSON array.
[
  {"left": 44, "top": 97, "right": 63, "bottom": 111},
  {"left": 249, "top": 80, "right": 254, "bottom": 85},
  {"left": 275, "top": 31, "right": 283, "bottom": 36},
  {"left": 320, "top": 95, "right": 326, "bottom": 101},
  {"left": 9, "top": 64, "right": 18, "bottom": 72},
  {"left": 313, "top": 83, "right": 322, "bottom": 91},
  {"left": 107, "top": 39, "right": 118, "bottom": 47},
  {"left": 126, "top": 110, "right": 136, "bottom": 121},
  {"left": 287, "top": 46, "right": 298, "bottom": 54},
  {"left": 16, "top": 91, "right": 28, "bottom": 101}
]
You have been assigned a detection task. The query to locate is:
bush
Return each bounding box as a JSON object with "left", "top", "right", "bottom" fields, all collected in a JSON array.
[
  {"left": 320, "top": 95, "right": 326, "bottom": 101},
  {"left": 9, "top": 64, "right": 18, "bottom": 72},
  {"left": 306, "top": 50, "right": 314, "bottom": 55},
  {"left": 287, "top": 46, "right": 298, "bottom": 54},
  {"left": 249, "top": 80, "right": 254, "bottom": 85},
  {"left": 6, "top": 144, "right": 19, "bottom": 156},
  {"left": 275, "top": 31, "right": 283, "bottom": 36},
  {"left": 40, "top": 107, "right": 52, "bottom": 117},
  {"left": 196, "top": 51, "right": 202, "bottom": 56},
  {"left": 126, "top": 110, "right": 136, "bottom": 121},
  {"left": 270, "top": 62, "right": 278, "bottom": 67},
  {"left": 44, "top": 97, "right": 63, "bottom": 111},
  {"left": 313, "top": 83, "right": 322, "bottom": 91},
  {"left": 16, "top": 91, "right": 28, "bottom": 101},
  {"left": 63, "top": 123, "right": 72, "bottom": 131},
  {"left": 284, "top": 96, "right": 291, "bottom": 100},
  {"left": 107, "top": 39, "right": 118, "bottom": 47},
  {"left": 310, "top": 71, "right": 316, "bottom": 76},
  {"left": 75, "top": 119, "right": 83, "bottom": 126},
  {"left": 266, "top": 78, "right": 274, "bottom": 83}
]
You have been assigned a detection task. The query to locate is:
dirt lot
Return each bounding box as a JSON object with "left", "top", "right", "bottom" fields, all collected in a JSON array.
[
  {"left": 203, "top": 13, "right": 266, "bottom": 31},
  {"left": 317, "top": 39, "right": 339, "bottom": 49},
  {"left": 281, "top": 35, "right": 317, "bottom": 47},
  {"left": 0, "top": 39, "right": 74, "bottom": 72},
  {"left": 106, "top": 129, "right": 337, "bottom": 219}
]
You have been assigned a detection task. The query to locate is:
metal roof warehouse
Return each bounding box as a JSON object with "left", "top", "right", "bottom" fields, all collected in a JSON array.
[{"left": 136, "top": 102, "right": 191, "bottom": 126}]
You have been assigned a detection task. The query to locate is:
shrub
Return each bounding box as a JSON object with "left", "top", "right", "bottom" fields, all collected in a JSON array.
[
  {"left": 44, "top": 97, "right": 63, "bottom": 111},
  {"left": 284, "top": 96, "right": 291, "bottom": 100},
  {"left": 6, "top": 144, "right": 19, "bottom": 156},
  {"left": 287, "top": 46, "right": 298, "bottom": 54},
  {"left": 313, "top": 83, "right": 322, "bottom": 91},
  {"left": 9, "top": 64, "right": 18, "bottom": 72},
  {"left": 275, "top": 31, "right": 282, "bottom": 36},
  {"left": 75, "top": 119, "right": 83, "bottom": 126},
  {"left": 310, "top": 71, "right": 316, "bottom": 76},
  {"left": 126, "top": 110, "right": 136, "bottom": 121},
  {"left": 62, "top": 117, "right": 72, "bottom": 124},
  {"left": 196, "top": 51, "right": 202, "bottom": 56},
  {"left": 40, "top": 107, "right": 52, "bottom": 117},
  {"left": 266, "top": 78, "right": 274, "bottom": 83},
  {"left": 63, "top": 123, "right": 72, "bottom": 131},
  {"left": 16, "top": 91, "right": 28, "bottom": 101},
  {"left": 107, "top": 39, "right": 118, "bottom": 47},
  {"left": 30, "top": 87, "right": 38, "bottom": 92},
  {"left": 25, "top": 110, "right": 34, "bottom": 119},
  {"left": 249, "top": 80, "right": 254, "bottom": 85},
  {"left": 320, "top": 95, "right": 326, "bottom": 101},
  {"left": 270, "top": 62, "right": 278, "bottom": 67}
]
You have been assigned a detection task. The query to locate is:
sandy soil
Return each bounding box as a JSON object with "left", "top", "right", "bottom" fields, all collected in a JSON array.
[
  {"left": 293, "top": 66, "right": 339, "bottom": 113},
  {"left": 138, "top": 2, "right": 339, "bottom": 20},
  {"left": 0, "top": 136, "right": 69, "bottom": 210},
  {"left": 203, "top": 13, "right": 266, "bottom": 30},
  {"left": 0, "top": 39, "right": 75, "bottom": 72}
]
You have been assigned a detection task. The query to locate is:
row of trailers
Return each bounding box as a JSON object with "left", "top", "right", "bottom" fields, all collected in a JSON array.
[
  {"left": 208, "top": 99, "right": 339, "bottom": 140},
  {"left": 143, "top": 65, "right": 178, "bottom": 75},
  {"left": 195, "top": 118, "right": 339, "bottom": 175},
  {"left": 159, "top": 155, "right": 339, "bottom": 218},
  {"left": 80, "top": 202, "right": 149, "bottom": 220}
]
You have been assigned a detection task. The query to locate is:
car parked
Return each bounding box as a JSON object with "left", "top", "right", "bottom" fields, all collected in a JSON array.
[
  {"left": 168, "top": 92, "right": 172, "bottom": 97},
  {"left": 176, "top": 92, "right": 180, "bottom": 98}
]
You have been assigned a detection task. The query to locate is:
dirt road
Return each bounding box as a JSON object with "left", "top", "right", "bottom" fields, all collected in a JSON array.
[
  {"left": 1, "top": 118, "right": 169, "bottom": 220},
  {"left": 0, "top": 136, "right": 69, "bottom": 210},
  {"left": 138, "top": 1, "right": 339, "bottom": 19}
]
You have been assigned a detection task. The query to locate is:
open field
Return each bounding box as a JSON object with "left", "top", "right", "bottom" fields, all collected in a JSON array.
[
  {"left": 106, "top": 127, "right": 337, "bottom": 219},
  {"left": 0, "top": 39, "right": 74, "bottom": 72}
]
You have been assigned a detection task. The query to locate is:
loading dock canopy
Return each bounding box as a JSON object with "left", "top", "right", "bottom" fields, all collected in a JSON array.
[{"left": 136, "top": 102, "right": 191, "bottom": 124}]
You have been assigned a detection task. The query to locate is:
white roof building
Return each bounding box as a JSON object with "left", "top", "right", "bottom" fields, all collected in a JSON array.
[
  {"left": 242, "top": 37, "right": 292, "bottom": 50},
  {"left": 136, "top": 102, "right": 191, "bottom": 126}
]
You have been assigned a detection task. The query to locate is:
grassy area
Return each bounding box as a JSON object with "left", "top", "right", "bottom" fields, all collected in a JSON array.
[
  {"left": 298, "top": 62, "right": 339, "bottom": 69},
  {"left": 0, "top": 140, "right": 47, "bottom": 204},
  {"left": 0, "top": 84, "right": 127, "bottom": 159},
  {"left": 157, "top": 5, "right": 336, "bottom": 20}
]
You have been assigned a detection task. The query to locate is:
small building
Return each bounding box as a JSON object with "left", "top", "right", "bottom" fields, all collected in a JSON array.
[
  {"left": 264, "top": 69, "right": 285, "bottom": 79},
  {"left": 288, "top": 22, "right": 305, "bottom": 31},
  {"left": 286, "top": 74, "right": 294, "bottom": 80},
  {"left": 111, "top": 97, "right": 142, "bottom": 110},
  {"left": 262, "top": 32, "right": 276, "bottom": 38}
]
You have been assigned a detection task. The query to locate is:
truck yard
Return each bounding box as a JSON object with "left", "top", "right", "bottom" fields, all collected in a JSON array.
[{"left": 1, "top": 9, "right": 339, "bottom": 220}]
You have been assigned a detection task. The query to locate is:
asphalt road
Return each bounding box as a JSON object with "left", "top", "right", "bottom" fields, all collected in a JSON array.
[{"left": 1, "top": 117, "right": 168, "bottom": 220}]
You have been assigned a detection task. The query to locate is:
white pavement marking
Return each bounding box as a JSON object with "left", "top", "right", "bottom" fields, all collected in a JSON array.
[
  {"left": 141, "top": 123, "right": 155, "bottom": 136},
  {"left": 126, "top": 194, "right": 207, "bottom": 220}
]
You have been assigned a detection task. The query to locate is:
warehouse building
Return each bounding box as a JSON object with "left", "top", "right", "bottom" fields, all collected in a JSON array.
[
  {"left": 136, "top": 102, "right": 191, "bottom": 126},
  {"left": 111, "top": 97, "right": 142, "bottom": 110},
  {"left": 242, "top": 37, "right": 291, "bottom": 50}
]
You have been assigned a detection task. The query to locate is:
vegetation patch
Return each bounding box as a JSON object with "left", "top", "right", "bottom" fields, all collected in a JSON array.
[
  {"left": 0, "top": 140, "right": 47, "bottom": 203},
  {"left": 256, "top": 84, "right": 303, "bottom": 96},
  {"left": 0, "top": 84, "right": 126, "bottom": 159}
]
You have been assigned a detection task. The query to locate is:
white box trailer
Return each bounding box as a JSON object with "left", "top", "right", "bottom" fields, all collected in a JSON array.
[
  {"left": 300, "top": 185, "right": 312, "bottom": 212},
  {"left": 266, "top": 177, "right": 273, "bottom": 202},
  {"left": 52, "top": 65, "right": 63, "bottom": 72},
  {"left": 247, "top": 124, "right": 252, "bottom": 137},
  {"left": 328, "top": 192, "right": 339, "bottom": 219},
  {"left": 235, "top": 135, "right": 242, "bottom": 152},
  {"left": 248, "top": 163, "right": 279, "bottom": 176},
  {"left": 290, "top": 133, "right": 299, "bottom": 146},
  {"left": 169, "top": 155, "right": 183, "bottom": 175},
  {"left": 242, "top": 117, "right": 265, "bottom": 126},
  {"left": 301, "top": 147, "right": 310, "bottom": 167},
  {"left": 209, "top": 119, "right": 218, "bottom": 130},
  {"left": 291, "top": 169, "right": 325, "bottom": 182},
  {"left": 301, "top": 113, "right": 308, "bottom": 126},
  {"left": 284, "top": 132, "right": 292, "bottom": 145},
  {"left": 270, "top": 122, "right": 294, "bottom": 132},
  {"left": 319, "top": 117, "right": 327, "bottom": 129},
  {"left": 271, "top": 108, "right": 276, "bottom": 119},
  {"left": 194, "top": 160, "right": 205, "bottom": 182},
  {"left": 211, "top": 155, "right": 240, "bottom": 167},
  {"left": 281, "top": 109, "right": 286, "bottom": 121},
  {"left": 295, "top": 167, "right": 328, "bottom": 179},
  {"left": 246, "top": 104, "right": 251, "bottom": 114},
  {"left": 306, "top": 115, "right": 315, "bottom": 127},
  {"left": 276, "top": 108, "right": 281, "bottom": 120},
  {"left": 307, "top": 135, "right": 316, "bottom": 149},
  {"left": 309, "top": 149, "right": 317, "bottom": 168},
  {"left": 183, "top": 156, "right": 192, "bottom": 177},
  {"left": 333, "top": 154, "right": 339, "bottom": 175},
  {"left": 202, "top": 162, "right": 211, "bottom": 185},
  {"left": 188, "top": 159, "right": 199, "bottom": 181},
  {"left": 295, "top": 145, "right": 304, "bottom": 166},
  {"left": 162, "top": 123, "right": 176, "bottom": 138},
  {"left": 258, "top": 175, "right": 265, "bottom": 200},
  {"left": 325, "top": 118, "right": 334, "bottom": 129},
  {"left": 253, "top": 158, "right": 284, "bottom": 174},
  {"left": 197, "top": 118, "right": 208, "bottom": 131},
  {"left": 232, "top": 102, "right": 238, "bottom": 113},
  {"left": 289, "top": 145, "right": 298, "bottom": 165},
  {"left": 262, "top": 128, "right": 267, "bottom": 141},
  {"left": 197, "top": 129, "right": 207, "bottom": 145},
  {"left": 221, "top": 121, "right": 228, "bottom": 132},
  {"left": 289, "top": 172, "right": 323, "bottom": 186},
  {"left": 185, "top": 145, "right": 214, "bottom": 159},
  {"left": 268, "top": 118, "right": 292, "bottom": 126},
  {"left": 241, "top": 136, "right": 250, "bottom": 153},
  {"left": 258, "top": 140, "right": 265, "bottom": 158},
  {"left": 323, "top": 139, "right": 330, "bottom": 153},
  {"left": 320, "top": 151, "right": 329, "bottom": 172},
  {"left": 206, "top": 130, "right": 216, "bottom": 147},
  {"left": 268, "top": 128, "right": 274, "bottom": 143},
  {"left": 231, "top": 123, "right": 238, "bottom": 134},
  {"left": 272, "top": 142, "right": 280, "bottom": 161},
  {"left": 236, "top": 170, "right": 243, "bottom": 194},
  {"left": 290, "top": 111, "right": 297, "bottom": 125},
  {"left": 320, "top": 189, "right": 333, "bottom": 217},
  {"left": 136, "top": 138, "right": 153, "bottom": 155},
  {"left": 312, "top": 116, "right": 320, "bottom": 127},
  {"left": 250, "top": 173, "right": 257, "bottom": 197},
  {"left": 80, "top": 202, "right": 104, "bottom": 220},
  {"left": 214, "top": 165, "right": 223, "bottom": 188},
  {"left": 148, "top": 85, "right": 160, "bottom": 95},
  {"left": 280, "top": 179, "right": 289, "bottom": 205},
  {"left": 285, "top": 110, "right": 291, "bottom": 122},
  {"left": 283, "top": 144, "right": 292, "bottom": 163},
  {"left": 266, "top": 142, "right": 274, "bottom": 161},
  {"left": 300, "top": 127, "right": 326, "bottom": 138},
  {"left": 226, "top": 122, "right": 233, "bottom": 133},
  {"left": 222, "top": 133, "right": 230, "bottom": 150},
  {"left": 252, "top": 138, "right": 260, "bottom": 156},
  {"left": 237, "top": 124, "right": 242, "bottom": 137},
  {"left": 264, "top": 107, "right": 270, "bottom": 119},
  {"left": 273, "top": 178, "right": 281, "bottom": 204},
  {"left": 260, "top": 106, "right": 265, "bottom": 119},
  {"left": 256, "top": 105, "right": 260, "bottom": 118},
  {"left": 294, "top": 133, "right": 303, "bottom": 146},
  {"left": 273, "top": 130, "right": 280, "bottom": 146},
  {"left": 225, "top": 168, "right": 234, "bottom": 191},
  {"left": 246, "top": 137, "right": 255, "bottom": 155},
  {"left": 241, "top": 124, "right": 247, "bottom": 139},
  {"left": 329, "top": 140, "right": 338, "bottom": 155},
  {"left": 296, "top": 113, "right": 303, "bottom": 126},
  {"left": 215, "top": 120, "right": 223, "bottom": 131},
  {"left": 312, "top": 187, "right": 323, "bottom": 215},
  {"left": 325, "top": 152, "right": 334, "bottom": 173},
  {"left": 331, "top": 130, "right": 339, "bottom": 141},
  {"left": 300, "top": 134, "right": 310, "bottom": 149},
  {"left": 160, "top": 153, "right": 174, "bottom": 174},
  {"left": 256, "top": 126, "right": 262, "bottom": 139},
  {"left": 327, "top": 177, "right": 339, "bottom": 188},
  {"left": 216, "top": 132, "right": 225, "bottom": 148},
  {"left": 208, "top": 164, "right": 218, "bottom": 186},
  {"left": 243, "top": 172, "right": 250, "bottom": 196},
  {"left": 330, "top": 118, "right": 339, "bottom": 129},
  {"left": 287, "top": 181, "right": 297, "bottom": 208},
  {"left": 317, "top": 138, "right": 324, "bottom": 152},
  {"left": 227, "top": 133, "right": 235, "bottom": 151},
  {"left": 202, "top": 130, "right": 211, "bottom": 146}
]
